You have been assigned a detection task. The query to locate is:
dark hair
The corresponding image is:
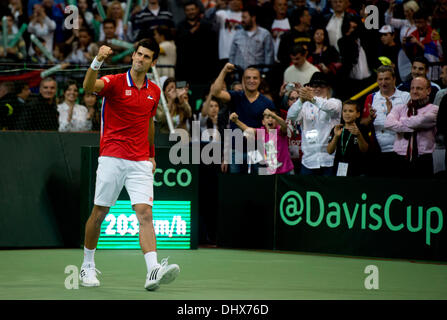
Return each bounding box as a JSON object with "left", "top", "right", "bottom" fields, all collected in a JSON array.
[
  {"left": 183, "top": 0, "right": 199, "bottom": 8},
  {"left": 290, "top": 7, "right": 309, "bottom": 27},
  {"left": 290, "top": 43, "right": 307, "bottom": 56},
  {"left": 63, "top": 79, "right": 78, "bottom": 92},
  {"left": 79, "top": 27, "right": 93, "bottom": 38},
  {"left": 135, "top": 38, "right": 160, "bottom": 60},
  {"left": 230, "top": 81, "right": 242, "bottom": 90},
  {"left": 163, "top": 77, "right": 176, "bottom": 92},
  {"left": 154, "top": 25, "right": 173, "bottom": 41},
  {"left": 14, "top": 80, "right": 29, "bottom": 94},
  {"left": 341, "top": 99, "right": 362, "bottom": 124},
  {"left": 102, "top": 18, "right": 116, "bottom": 27},
  {"left": 413, "top": 56, "right": 429, "bottom": 69},
  {"left": 210, "top": 97, "right": 221, "bottom": 106},
  {"left": 342, "top": 99, "right": 361, "bottom": 112},
  {"left": 59, "top": 80, "right": 79, "bottom": 104},
  {"left": 310, "top": 28, "right": 330, "bottom": 50},
  {"left": 341, "top": 14, "right": 362, "bottom": 38},
  {"left": 377, "top": 65, "right": 395, "bottom": 78},
  {"left": 242, "top": 5, "right": 258, "bottom": 18}
]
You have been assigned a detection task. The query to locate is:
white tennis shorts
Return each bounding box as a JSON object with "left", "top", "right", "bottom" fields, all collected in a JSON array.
[{"left": 94, "top": 156, "right": 154, "bottom": 207}]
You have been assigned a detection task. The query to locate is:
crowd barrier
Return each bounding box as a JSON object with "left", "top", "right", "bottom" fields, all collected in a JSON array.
[
  {"left": 217, "top": 174, "right": 447, "bottom": 262},
  {"left": 1, "top": 131, "right": 446, "bottom": 262}
]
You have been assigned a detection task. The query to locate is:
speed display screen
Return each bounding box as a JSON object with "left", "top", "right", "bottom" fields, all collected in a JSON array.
[{"left": 97, "top": 200, "right": 191, "bottom": 249}]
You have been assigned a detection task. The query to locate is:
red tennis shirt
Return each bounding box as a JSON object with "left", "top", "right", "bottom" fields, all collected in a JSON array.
[{"left": 97, "top": 70, "right": 160, "bottom": 161}]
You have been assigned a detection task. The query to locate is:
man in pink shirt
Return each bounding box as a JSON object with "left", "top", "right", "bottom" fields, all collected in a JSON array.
[{"left": 384, "top": 77, "right": 439, "bottom": 177}]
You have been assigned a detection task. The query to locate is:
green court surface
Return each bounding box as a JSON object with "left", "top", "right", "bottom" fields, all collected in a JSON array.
[{"left": 0, "top": 248, "right": 446, "bottom": 300}]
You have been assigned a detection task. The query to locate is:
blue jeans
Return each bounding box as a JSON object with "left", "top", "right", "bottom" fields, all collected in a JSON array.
[{"left": 229, "top": 150, "right": 259, "bottom": 174}]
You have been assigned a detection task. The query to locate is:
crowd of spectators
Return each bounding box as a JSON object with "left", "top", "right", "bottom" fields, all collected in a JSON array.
[{"left": 0, "top": 0, "right": 446, "bottom": 179}]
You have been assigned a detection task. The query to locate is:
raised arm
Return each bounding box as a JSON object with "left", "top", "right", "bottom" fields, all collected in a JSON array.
[
  {"left": 264, "top": 109, "right": 287, "bottom": 134},
  {"left": 229, "top": 112, "right": 255, "bottom": 137},
  {"left": 210, "top": 63, "right": 234, "bottom": 103},
  {"left": 83, "top": 45, "right": 113, "bottom": 94}
]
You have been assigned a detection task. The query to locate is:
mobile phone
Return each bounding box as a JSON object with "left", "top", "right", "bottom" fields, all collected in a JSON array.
[
  {"left": 176, "top": 81, "right": 187, "bottom": 88},
  {"left": 285, "top": 83, "right": 295, "bottom": 93}
]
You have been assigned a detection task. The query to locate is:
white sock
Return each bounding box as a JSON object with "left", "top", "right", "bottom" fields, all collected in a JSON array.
[
  {"left": 83, "top": 247, "right": 96, "bottom": 267},
  {"left": 144, "top": 251, "right": 158, "bottom": 272}
]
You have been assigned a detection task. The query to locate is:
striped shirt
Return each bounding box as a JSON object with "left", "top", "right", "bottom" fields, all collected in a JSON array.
[{"left": 129, "top": 7, "right": 174, "bottom": 41}]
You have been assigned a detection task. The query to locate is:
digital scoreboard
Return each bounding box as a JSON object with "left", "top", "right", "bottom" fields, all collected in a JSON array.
[{"left": 97, "top": 200, "right": 191, "bottom": 249}]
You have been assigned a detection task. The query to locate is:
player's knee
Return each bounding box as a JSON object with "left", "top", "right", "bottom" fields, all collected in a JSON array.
[
  {"left": 91, "top": 205, "right": 109, "bottom": 226},
  {"left": 136, "top": 207, "right": 153, "bottom": 225}
]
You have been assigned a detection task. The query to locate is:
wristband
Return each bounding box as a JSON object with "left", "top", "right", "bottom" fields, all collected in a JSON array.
[
  {"left": 90, "top": 57, "right": 103, "bottom": 70},
  {"left": 149, "top": 145, "right": 155, "bottom": 158}
]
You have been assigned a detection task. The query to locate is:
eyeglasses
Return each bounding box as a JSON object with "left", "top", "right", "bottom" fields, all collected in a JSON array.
[{"left": 288, "top": 96, "right": 298, "bottom": 101}]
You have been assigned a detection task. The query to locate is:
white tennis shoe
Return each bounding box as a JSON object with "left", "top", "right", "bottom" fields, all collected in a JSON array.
[
  {"left": 145, "top": 257, "right": 180, "bottom": 291},
  {"left": 80, "top": 264, "right": 101, "bottom": 287}
]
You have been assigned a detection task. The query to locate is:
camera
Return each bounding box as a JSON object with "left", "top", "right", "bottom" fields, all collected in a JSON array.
[
  {"left": 176, "top": 81, "right": 187, "bottom": 89},
  {"left": 285, "top": 83, "right": 295, "bottom": 93}
]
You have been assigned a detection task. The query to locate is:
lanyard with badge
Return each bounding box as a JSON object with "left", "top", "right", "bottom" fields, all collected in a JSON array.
[
  {"left": 305, "top": 104, "right": 319, "bottom": 145},
  {"left": 336, "top": 128, "right": 352, "bottom": 176}
]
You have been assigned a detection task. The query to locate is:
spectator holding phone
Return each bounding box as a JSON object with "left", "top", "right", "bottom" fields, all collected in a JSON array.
[
  {"left": 288, "top": 72, "right": 342, "bottom": 175},
  {"left": 156, "top": 77, "right": 192, "bottom": 135}
]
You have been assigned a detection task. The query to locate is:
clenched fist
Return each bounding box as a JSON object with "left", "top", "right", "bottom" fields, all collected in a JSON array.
[{"left": 97, "top": 46, "right": 113, "bottom": 62}]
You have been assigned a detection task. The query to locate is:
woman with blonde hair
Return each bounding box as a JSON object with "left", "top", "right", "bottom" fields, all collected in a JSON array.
[
  {"left": 100, "top": 0, "right": 125, "bottom": 40},
  {"left": 385, "top": 0, "right": 419, "bottom": 82}
]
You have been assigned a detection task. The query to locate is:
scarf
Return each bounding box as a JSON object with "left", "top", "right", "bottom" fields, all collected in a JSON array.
[{"left": 405, "top": 98, "right": 430, "bottom": 162}]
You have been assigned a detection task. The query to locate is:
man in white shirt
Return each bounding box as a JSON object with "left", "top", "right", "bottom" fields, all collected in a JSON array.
[
  {"left": 287, "top": 72, "right": 342, "bottom": 175},
  {"left": 283, "top": 43, "right": 319, "bottom": 86},
  {"left": 215, "top": 0, "right": 243, "bottom": 62},
  {"left": 361, "top": 65, "right": 411, "bottom": 177},
  {"left": 325, "top": 0, "right": 348, "bottom": 52},
  {"left": 271, "top": 0, "right": 290, "bottom": 62}
]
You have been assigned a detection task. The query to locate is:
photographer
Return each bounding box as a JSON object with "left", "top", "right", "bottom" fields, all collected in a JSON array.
[{"left": 287, "top": 72, "right": 342, "bottom": 175}]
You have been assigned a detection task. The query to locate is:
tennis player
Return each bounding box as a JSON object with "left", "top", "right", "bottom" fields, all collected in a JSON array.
[{"left": 80, "top": 39, "right": 180, "bottom": 291}]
